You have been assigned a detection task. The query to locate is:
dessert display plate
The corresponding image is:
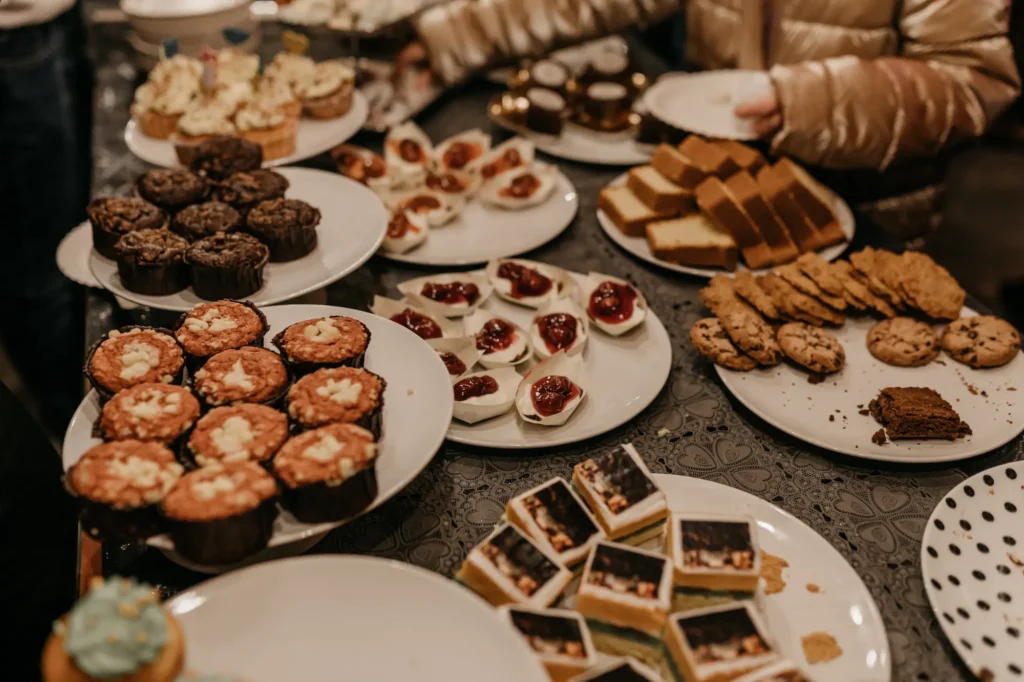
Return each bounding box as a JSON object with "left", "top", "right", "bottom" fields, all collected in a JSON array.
[
  {"left": 643, "top": 70, "right": 775, "bottom": 141},
  {"left": 89, "top": 167, "right": 387, "bottom": 312},
  {"left": 921, "top": 463, "right": 1024, "bottom": 682},
  {"left": 124, "top": 91, "right": 368, "bottom": 168},
  {"left": 485, "top": 36, "right": 629, "bottom": 84},
  {"left": 167, "top": 555, "right": 548, "bottom": 682},
  {"left": 597, "top": 173, "right": 855, "bottom": 278},
  {"left": 62, "top": 304, "right": 453, "bottom": 572},
  {"left": 445, "top": 271, "right": 672, "bottom": 449},
  {"left": 379, "top": 172, "right": 579, "bottom": 267},
  {"left": 715, "top": 308, "right": 1024, "bottom": 463}
]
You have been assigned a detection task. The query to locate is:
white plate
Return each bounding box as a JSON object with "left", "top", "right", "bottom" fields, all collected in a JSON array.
[
  {"left": 597, "top": 173, "right": 855, "bottom": 278},
  {"left": 716, "top": 307, "right": 1024, "bottom": 463},
  {"left": 656, "top": 474, "right": 890, "bottom": 682},
  {"left": 166, "top": 555, "right": 548, "bottom": 682},
  {"left": 124, "top": 91, "right": 368, "bottom": 168},
  {"left": 445, "top": 272, "right": 672, "bottom": 448},
  {"left": 488, "top": 110, "right": 654, "bottom": 166},
  {"left": 89, "top": 167, "right": 387, "bottom": 311},
  {"left": 921, "top": 463, "right": 1024, "bottom": 681},
  {"left": 57, "top": 221, "right": 101, "bottom": 289},
  {"left": 62, "top": 304, "right": 453, "bottom": 571},
  {"left": 379, "top": 172, "right": 579, "bottom": 267},
  {"left": 644, "top": 70, "right": 774, "bottom": 140}
]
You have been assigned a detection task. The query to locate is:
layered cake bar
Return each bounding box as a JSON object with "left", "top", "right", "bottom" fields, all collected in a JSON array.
[
  {"left": 572, "top": 444, "right": 667, "bottom": 543},
  {"left": 569, "top": 658, "right": 660, "bottom": 682},
  {"left": 576, "top": 542, "right": 673, "bottom": 637},
  {"left": 502, "top": 606, "right": 598, "bottom": 682},
  {"left": 667, "top": 514, "right": 761, "bottom": 592},
  {"left": 506, "top": 477, "right": 606, "bottom": 566},
  {"left": 666, "top": 602, "right": 779, "bottom": 682}
]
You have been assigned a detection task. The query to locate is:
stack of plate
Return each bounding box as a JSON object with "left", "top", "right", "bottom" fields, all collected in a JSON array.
[{"left": 121, "top": 0, "right": 260, "bottom": 70}]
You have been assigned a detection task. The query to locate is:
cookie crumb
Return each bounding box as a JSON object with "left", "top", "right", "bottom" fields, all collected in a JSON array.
[
  {"left": 806, "top": 583, "right": 821, "bottom": 593},
  {"left": 872, "top": 429, "right": 887, "bottom": 445},
  {"left": 981, "top": 390, "right": 988, "bottom": 397},
  {"left": 858, "top": 409, "right": 870, "bottom": 416},
  {"left": 1008, "top": 387, "right": 1017, "bottom": 392},
  {"left": 1010, "top": 553, "right": 1023, "bottom": 567},
  {"left": 802, "top": 632, "right": 842, "bottom": 664},
  {"left": 935, "top": 359, "right": 946, "bottom": 366},
  {"left": 760, "top": 551, "right": 789, "bottom": 595},
  {"left": 828, "top": 415, "right": 835, "bottom": 422},
  {"left": 978, "top": 667, "right": 995, "bottom": 682},
  {"left": 656, "top": 428, "right": 671, "bottom": 438},
  {"left": 407, "top": 388, "right": 414, "bottom": 396},
  {"left": 807, "top": 373, "right": 825, "bottom": 385},
  {"left": 857, "top": 404, "right": 864, "bottom": 409}
]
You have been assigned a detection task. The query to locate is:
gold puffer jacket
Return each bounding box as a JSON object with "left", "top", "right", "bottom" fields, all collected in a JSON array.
[{"left": 415, "top": 0, "right": 1020, "bottom": 235}]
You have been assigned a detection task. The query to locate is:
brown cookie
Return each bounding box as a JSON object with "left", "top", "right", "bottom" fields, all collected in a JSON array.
[
  {"left": 898, "top": 251, "right": 966, "bottom": 321},
  {"left": 699, "top": 275, "right": 759, "bottom": 319},
  {"left": 758, "top": 274, "right": 825, "bottom": 326},
  {"left": 833, "top": 261, "right": 896, "bottom": 318},
  {"left": 777, "top": 263, "right": 847, "bottom": 311},
  {"left": 795, "top": 252, "right": 844, "bottom": 296},
  {"left": 941, "top": 315, "right": 1020, "bottom": 368},
  {"left": 873, "top": 249, "right": 909, "bottom": 307},
  {"left": 767, "top": 273, "right": 844, "bottom": 326},
  {"left": 867, "top": 317, "right": 939, "bottom": 367},
  {"left": 777, "top": 322, "right": 845, "bottom": 374},
  {"left": 719, "top": 311, "right": 782, "bottom": 366},
  {"left": 849, "top": 248, "right": 904, "bottom": 310},
  {"left": 732, "top": 271, "right": 781, "bottom": 320},
  {"left": 689, "top": 318, "right": 758, "bottom": 371}
]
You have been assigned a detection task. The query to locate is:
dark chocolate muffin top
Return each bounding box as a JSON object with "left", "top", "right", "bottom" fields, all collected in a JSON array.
[
  {"left": 87, "top": 197, "right": 167, "bottom": 234},
  {"left": 216, "top": 170, "right": 290, "bottom": 209},
  {"left": 189, "top": 136, "right": 264, "bottom": 181},
  {"left": 135, "top": 169, "right": 210, "bottom": 210},
  {"left": 114, "top": 229, "right": 189, "bottom": 264},
  {"left": 185, "top": 232, "right": 270, "bottom": 269},
  {"left": 247, "top": 198, "right": 322, "bottom": 236},
  {"left": 173, "top": 201, "right": 242, "bottom": 241}
]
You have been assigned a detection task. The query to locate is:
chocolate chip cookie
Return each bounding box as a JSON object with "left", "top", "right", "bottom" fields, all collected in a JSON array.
[
  {"left": 690, "top": 318, "right": 758, "bottom": 371},
  {"left": 777, "top": 263, "right": 847, "bottom": 311},
  {"left": 867, "top": 317, "right": 939, "bottom": 367},
  {"left": 732, "top": 271, "right": 780, "bottom": 320},
  {"left": 777, "top": 322, "right": 846, "bottom": 374},
  {"left": 941, "top": 315, "right": 1020, "bottom": 368},
  {"left": 898, "top": 251, "right": 966, "bottom": 321},
  {"left": 719, "top": 311, "right": 781, "bottom": 366},
  {"left": 699, "top": 275, "right": 759, "bottom": 320}
]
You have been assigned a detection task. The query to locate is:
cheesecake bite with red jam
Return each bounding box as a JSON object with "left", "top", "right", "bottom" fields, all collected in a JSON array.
[
  {"left": 580, "top": 272, "right": 647, "bottom": 336},
  {"left": 515, "top": 352, "right": 586, "bottom": 427}
]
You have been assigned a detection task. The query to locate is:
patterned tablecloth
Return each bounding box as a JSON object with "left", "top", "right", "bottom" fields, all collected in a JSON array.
[{"left": 84, "top": 22, "right": 1021, "bottom": 682}]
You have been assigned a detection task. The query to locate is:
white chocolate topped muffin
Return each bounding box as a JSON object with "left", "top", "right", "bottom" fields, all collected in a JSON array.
[
  {"left": 174, "top": 300, "right": 266, "bottom": 358},
  {"left": 99, "top": 384, "right": 200, "bottom": 444},
  {"left": 187, "top": 404, "right": 290, "bottom": 466},
  {"left": 162, "top": 462, "right": 277, "bottom": 523},
  {"left": 286, "top": 367, "right": 385, "bottom": 429},
  {"left": 273, "top": 316, "right": 370, "bottom": 366},
  {"left": 88, "top": 328, "right": 184, "bottom": 395},
  {"left": 272, "top": 423, "right": 377, "bottom": 488},
  {"left": 69, "top": 441, "right": 183, "bottom": 509},
  {"left": 192, "top": 347, "right": 289, "bottom": 406}
]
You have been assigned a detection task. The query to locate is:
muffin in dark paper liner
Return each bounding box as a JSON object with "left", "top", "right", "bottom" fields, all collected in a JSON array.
[
  {"left": 245, "top": 198, "right": 321, "bottom": 262},
  {"left": 134, "top": 169, "right": 210, "bottom": 212},
  {"left": 96, "top": 383, "right": 200, "bottom": 452},
  {"left": 215, "top": 169, "right": 289, "bottom": 215},
  {"left": 161, "top": 462, "right": 278, "bottom": 565},
  {"left": 87, "top": 196, "right": 168, "bottom": 259},
  {"left": 191, "top": 346, "right": 290, "bottom": 409},
  {"left": 173, "top": 299, "right": 269, "bottom": 370},
  {"left": 114, "top": 228, "right": 190, "bottom": 295},
  {"left": 184, "top": 232, "right": 269, "bottom": 300},
  {"left": 172, "top": 201, "right": 242, "bottom": 241},
  {"left": 84, "top": 326, "right": 185, "bottom": 402},
  {"left": 66, "top": 440, "right": 184, "bottom": 542},
  {"left": 271, "top": 316, "right": 370, "bottom": 375},
  {"left": 272, "top": 423, "right": 378, "bottom": 523},
  {"left": 186, "top": 404, "right": 290, "bottom": 468},
  {"left": 188, "top": 136, "right": 263, "bottom": 181},
  {"left": 286, "top": 366, "right": 386, "bottom": 437}
]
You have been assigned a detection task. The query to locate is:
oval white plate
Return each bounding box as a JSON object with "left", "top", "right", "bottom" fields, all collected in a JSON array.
[
  {"left": 655, "top": 474, "right": 890, "bottom": 682},
  {"left": 124, "top": 91, "right": 368, "bottom": 168},
  {"left": 488, "top": 108, "right": 653, "bottom": 166},
  {"left": 716, "top": 307, "right": 1024, "bottom": 463},
  {"left": 644, "top": 70, "right": 773, "bottom": 140},
  {"left": 922, "top": 463, "right": 1024, "bottom": 682},
  {"left": 597, "top": 173, "right": 854, "bottom": 278},
  {"left": 445, "top": 272, "right": 672, "bottom": 449},
  {"left": 166, "top": 555, "right": 548, "bottom": 682},
  {"left": 57, "top": 221, "right": 101, "bottom": 289},
  {"left": 379, "top": 172, "right": 579, "bottom": 267},
  {"left": 89, "top": 167, "right": 387, "bottom": 311},
  {"left": 62, "top": 304, "right": 453, "bottom": 571}
]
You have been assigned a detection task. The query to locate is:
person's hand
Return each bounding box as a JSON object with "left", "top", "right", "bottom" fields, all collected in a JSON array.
[
  {"left": 392, "top": 41, "right": 435, "bottom": 89},
  {"left": 734, "top": 91, "right": 782, "bottom": 138}
]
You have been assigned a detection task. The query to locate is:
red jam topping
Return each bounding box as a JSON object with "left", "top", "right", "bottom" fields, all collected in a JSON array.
[
  {"left": 588, "top": 281, "right": 638, "bottom": 324},
  {"left": 454, "top": 375, "right": 498, "bottom": 401},
  {"left": 499, "top": 174, "right": 541, "bottom": 199},
  {"left": 426, "top": 172, "right": 467, "bottom": 194},
  {"left": 397, "top": 139, "right": 425, "bottom": 164},
  {"left": 421, "top": 282, "right": 480, "bottom": 306},
  {"left": 535, "top": 313, "right": 578, "bottom": 354},
  {"left": 401, "top": 195, "right": 442, "bottom": 214},
  {"left": 443, "top": 141, "right": 483, "bottom": 170},
  {"left": 496, "top": 261, "right": 553, "bottom": 299},
  {"left": 439, "top": 352, "right": 467, "bottom": 376},
  {"left": 338, "top": 150, "right": 387, "bottom": 182},
  {"left": 391, "top": 308, "right": 442, "bottom": 339},
  {"left": 475, "top": 318, "right": 517, "bottom": 354},
  {"left": 481, "top": 148, "right": 523, "bottom": 179},
  {"left": 387, "top": 213, "right": 419, "bottom": 239},
  {"left": 530, "top": 375, "right": 581, "bottom": 416}
]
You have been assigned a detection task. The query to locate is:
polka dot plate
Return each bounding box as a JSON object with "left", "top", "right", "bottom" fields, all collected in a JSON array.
[{"left": 922, "top": 463, "right": 1024, "bottom": 681}]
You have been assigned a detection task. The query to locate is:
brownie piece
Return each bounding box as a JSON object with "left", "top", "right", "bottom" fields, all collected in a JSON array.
[
  {"left": 135, "top": 169, "right": 210, "bottom": 211},
  {"left": 114, "top": 228, "right": 189, "bottom": 295},
  {"left": 185, "top": 232, "right": 270, "bottom": 300},
  {"left": 216, "top": 169, "right": 289, "bottom": 214},
  {"left": 189, "top": 136, "right": 264, "bottom": 181},
  {"left": 87, "top": 197, "right": 168, "bottom": 259},
  {"left": 246, "top": 198, "right": 321, "bottom": 262},
  {"left": 869, "top": 387, "right": 972, "bottom": 440},
  {"left": 172, "top": 201, "right": 242, "bottom": 241}
]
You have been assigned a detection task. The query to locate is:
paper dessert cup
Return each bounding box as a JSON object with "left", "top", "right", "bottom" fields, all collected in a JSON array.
[
  {"left": 397, "top": 271, "right": 493, "bottom": 318},
  {"left": 303, "top": 81, "right": 354, "bottom": 119},
  {"left": 138, "top": 109, "right": 182, "bottom": 139},
  {"left": 530, "top": 297, "right": 590, "bottom": 359},
  {"left": 427, "top": 337, "right": 483, "bottom": 384}
]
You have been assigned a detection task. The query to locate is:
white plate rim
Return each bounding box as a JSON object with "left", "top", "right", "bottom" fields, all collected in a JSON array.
[{"left": 643, "top": 70, "right": 769, "bottom": 141}]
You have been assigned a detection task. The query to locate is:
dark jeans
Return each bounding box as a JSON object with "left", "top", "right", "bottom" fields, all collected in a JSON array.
[{"left": 0, "top": 5, "right": 92, "bottom": 434}]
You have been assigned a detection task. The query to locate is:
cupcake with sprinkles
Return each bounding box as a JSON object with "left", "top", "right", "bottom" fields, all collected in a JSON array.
[
  {"left": 191, "top": 347, "right": 289, "bottom": 409},
  {"left": 85, "top": 327, "right": 185, "bottom": 402},
  {"left": 285, "top": 366, "right": 386, "bottom": 436},
  {"left": 187, "top": 404, "right": 289, "bottom": 468},
  {"left": 98, "top": 384, "right": 200, "bottom": 447},
  {"left": 41, "top": 576, "right": 185, "bottom": 682},
  {"left": 271, "top": 316, "right": 370, "bottom": 375},
  {"left": 173, "top": 300, "right": 268, "bottom": 369}
]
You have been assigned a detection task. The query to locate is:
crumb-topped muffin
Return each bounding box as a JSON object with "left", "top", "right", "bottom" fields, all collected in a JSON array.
[
  {"left": 272, "top": 423, "right": 378, "bottom": 523},
  {"left": 215, "top": 169, "right": 289, "bottom": 214},
  {"left": 114, "top": 228, "right": 190, "bottom": 295},
  {"left": 172, "top": 201, "right": 242, "bottom": 241},
  {"left": 286, "top": 366, "right": 386, "bottom": 434},
  {"left": 192, "top": 347, "right": 289, "bottom": 407},
  {"left": 187, "top": 404, "right": 289, "bottom": 467},
  {"left": 135, "top": 169, "right": 210, "bottom": 212},
  {"left": 174, "top": 300, "right": 268, "bottom": 365},
  {"left": 271, "top": 316, "right": 370, "bottom": 373},
  {"left": 161, "top": 462, "right": 278, "bottom": 566},
  {"left": 85, "top": 327, "right": 185, "bottom": 400},
  {"left": 185, "top": 232, "right": 270, "bottom": 300},
  {"left": 245, "top": 198, "right": 321, "bottom": 262},
  {"left": 98, "top": 383, "right": 200, "bottom": 444},
  {"left": 188, "top": 136, "right": 263, "bottom": 181},
  {"left": 87, "top": 197, "right": 168, "bottom": 259}
]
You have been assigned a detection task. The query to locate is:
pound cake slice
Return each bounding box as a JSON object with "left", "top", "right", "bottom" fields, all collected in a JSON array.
[
  {"left": 755, "top": 164, "right": 822, "bottom": 252},
  {"left": 679, "top": 135, "right": 740, "bottom": 178},
  {"left": 598, "top": 185, "right": 673, "bottom": 238},
  {"left": 646, "top": 215, "right": 738, "bottom": 270},
  {"left": 695, "top": 177, "right": 773, "bottom": 269},
  {"left": 627, "top": 165, "right": 696, "bottom": 215},
  {"left": 714, "top": 139, "right": 767, "bottom": 174},
  {"left": 772, "top": 158, "right": 846, "bottom": 247},
  {"left": 651, "top": 144, "right": 707, "bottom": 189},
  {"left": 725, "top": 171, "right": 799, "bottom": 264}
]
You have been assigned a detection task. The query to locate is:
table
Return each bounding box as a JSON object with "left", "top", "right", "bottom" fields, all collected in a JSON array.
[{"left": 81, "top": 21, "right": 1022, "bottom": 682}]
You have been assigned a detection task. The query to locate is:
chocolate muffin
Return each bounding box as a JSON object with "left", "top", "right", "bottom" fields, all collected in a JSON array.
[
  {"left": 135, "top": 169, "right": 210, "bottom": 212},
  {"left": 215, "top": 169, "right": 289, "bottom": 215},
  {"left": 114, "top": 228, "right": 190, "bottom": 295},
  {"left": 188, "top": 136, "right": 264, "bottom": 181},
  {"left": 184, "top": 232, "right": 270, "bottom": 300},
  {"left": 172, "top": 201, "right": 242, "bottom": 241},
  {"left": 87, "top": 197, "right": 168, "bottom": 259},
  {"left": 245, "top": 198, "right": 321, "bottom": 262}
]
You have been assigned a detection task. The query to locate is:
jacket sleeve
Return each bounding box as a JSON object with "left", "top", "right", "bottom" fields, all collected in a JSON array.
[
  {"left": 412, "top": 0, "right": 683, "bottom": 85},
  {"left": 769, "top": 0, "right": 1021, "bottom": 170}
]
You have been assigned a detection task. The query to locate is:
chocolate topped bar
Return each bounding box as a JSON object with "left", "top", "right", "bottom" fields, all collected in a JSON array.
[
  {"left": 509, "top": 609, "right": 587, "bottom": 658},
  {"left": 482, "top": 525, "right": 562, "bottom": 597},
  {"left": 586, "top": 543, "right": 666, "bottom": 598},
  {"left": 869, "top": 387, "right": 971, "bottom": 440},
  {"left": 577, "top": 445, "right": 658, "bottom": 513},
  {"left": 509, "top": 478, "right": 602, "bottom": 564},
  {"left": 680, "top": 520, "right": 755, "bottom": 569}
]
